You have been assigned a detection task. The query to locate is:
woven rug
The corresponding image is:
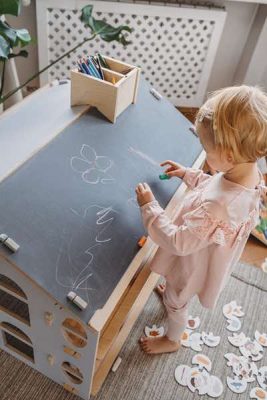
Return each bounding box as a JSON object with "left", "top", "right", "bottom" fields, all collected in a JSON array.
[{"left": 0, "top": 262, "right": 266, "bottom": 400}]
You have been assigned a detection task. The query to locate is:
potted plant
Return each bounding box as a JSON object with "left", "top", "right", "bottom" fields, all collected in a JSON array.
[
  {"left": 0, "top": 3, "right": 132, "bottom": 109},
  {"left": 0, "top": 0, "right": 32, "bottom": 110}
]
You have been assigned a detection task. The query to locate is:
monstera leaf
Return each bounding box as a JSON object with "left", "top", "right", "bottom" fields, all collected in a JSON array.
[
  {"left": 0, "top": 35, "right": 9, "bottom": 59},
  {"left": 81, "top": 5, "right": 132, "bottom": 45},
  {"left": 0, "top": 16, "right": 31, "bottom": 60},
  {"left": 0, "top": 0, "right": 21, "bottom": 16}
]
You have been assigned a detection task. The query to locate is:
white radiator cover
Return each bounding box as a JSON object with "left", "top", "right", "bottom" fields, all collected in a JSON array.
[{"left": 36, "top": 0, "right": 226, "bottom": 107}]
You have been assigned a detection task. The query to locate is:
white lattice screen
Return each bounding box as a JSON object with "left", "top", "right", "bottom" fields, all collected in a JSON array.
[{"left": 36, "top": 1, "right": 226, "bottom": 107}]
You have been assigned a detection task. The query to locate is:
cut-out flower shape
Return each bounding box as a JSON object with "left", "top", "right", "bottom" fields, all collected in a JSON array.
[{"left": 70, "top": 144, "right": 114, "bottom": 185}]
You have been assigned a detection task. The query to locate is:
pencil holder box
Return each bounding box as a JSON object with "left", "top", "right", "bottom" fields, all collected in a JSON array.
[{"left": 70, "top": 56, "right": 141, "bottom": 123}]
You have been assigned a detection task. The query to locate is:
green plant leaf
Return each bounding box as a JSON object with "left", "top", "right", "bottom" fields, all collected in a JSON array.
[
  {"left": 8, "top": 49, "right": 28, "bottom": 58},
  {"left": 15, "top": 28, "right": 31, "bottom": 47},
  {"left": 81, "top": 5, "right": 132, "bottom": 45},
  {"left": 0, "top": 20, "right": 17, "bottom": 44},
  {"left": 0, "top": 35, "right": 10, "bottom": 59},
  {"left": 0, "top": 0, "right": 21, "bottom": 16},
  {"left": 81, "top": 5, "right": 93, "bottom": 20}
]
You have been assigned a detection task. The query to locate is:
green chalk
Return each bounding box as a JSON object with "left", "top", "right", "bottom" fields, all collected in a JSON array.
[{"left": 159, "top": 174, "right": 170, "bottom": 180}]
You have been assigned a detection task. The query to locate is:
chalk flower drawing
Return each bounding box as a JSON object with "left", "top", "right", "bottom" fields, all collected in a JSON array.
[{"left": 71, "top": 144, "right": 114, "bottom": 184}]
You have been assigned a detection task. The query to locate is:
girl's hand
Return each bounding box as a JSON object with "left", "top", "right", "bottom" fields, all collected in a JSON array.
[
  {"left": 160, "top": 160, "right": 186, "bottom": 179},
  {"left": 135, "top": 182, "right": 155, "bottom": 207}
]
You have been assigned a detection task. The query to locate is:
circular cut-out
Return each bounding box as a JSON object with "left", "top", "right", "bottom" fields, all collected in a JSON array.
[
  {"left": 62, "top": 361, "right": 83, "bottom": 384},
  {"left": 62, "top": 318, "right": 87, "bottom": 348},
  {"left": 0, "top": 274, "right": 27, "bottom": 300},
  {"left": 0, "top": 322, "right": 32, "bottom": 344}
]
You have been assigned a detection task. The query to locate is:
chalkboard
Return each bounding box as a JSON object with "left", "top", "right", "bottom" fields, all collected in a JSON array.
[{"left": 0, "top": 80, "right": 202, "bottom": 322}]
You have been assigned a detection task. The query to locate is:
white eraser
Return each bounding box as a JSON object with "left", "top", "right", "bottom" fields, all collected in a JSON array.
[
  {"left": 112, "top": 357, "right": 122, "bottom": 372},
  {"left": 50, "top": 79, "right": 59, "bottom": 87},
  {"left": 189, "top": 126, "right": 198, "bottom": 137},
  {"left": 4, "top": 237, "right": 20, "bottom": 252},
  {"left": 150, "top": 88, "right": 162, "bottom": 100},
  {"left": 67, "top": 291, "right": 76, "bottom": 301},
  {"left": 73, "top": 295, "right": 88, "bottom": 310},
  {"left": 59, "top": 79, "right": 69, "bottom": 85},
  {"left": 0, "top": 234, "right": 8, "bottom": 242},
  {"left": 67, "top": 292, "right": 88, "bottom": 310}
]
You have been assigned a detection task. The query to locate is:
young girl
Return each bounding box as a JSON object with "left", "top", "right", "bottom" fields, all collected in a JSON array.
[{"left": 135, "top": 85, "right": 267, "bottom": 355}]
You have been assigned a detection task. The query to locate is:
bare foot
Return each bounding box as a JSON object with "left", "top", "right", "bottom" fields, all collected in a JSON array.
[
  {"left": 154, "top": 283, "right": 166, "bottom": 300},
  {"left": 139, "top": 335, "right": 181, "bottom": 354}
]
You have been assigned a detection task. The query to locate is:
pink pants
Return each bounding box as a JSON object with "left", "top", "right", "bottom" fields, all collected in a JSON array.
[{"left": 162, "top": 282, "right": 189, "bottom": 342}]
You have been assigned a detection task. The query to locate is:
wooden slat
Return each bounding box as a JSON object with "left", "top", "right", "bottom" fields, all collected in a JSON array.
[
  {"left": 91, "top": 264, "right": 159, "bottom": 395},
  {"left": 96, "top": 250, "right": 157, "bottom": 362}
]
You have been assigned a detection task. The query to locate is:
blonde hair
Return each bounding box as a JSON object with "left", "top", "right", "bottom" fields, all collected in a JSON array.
[{"left": 195, "top": 85, "right": 267, "bottom": 163}]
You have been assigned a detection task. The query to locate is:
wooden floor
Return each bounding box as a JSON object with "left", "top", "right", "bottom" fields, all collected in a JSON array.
[
  {"left": 241, "top": 236, "right": 266, "bottom": 268},
  {"left": 178, "top": 107, "right": 267, "bottom": 270}
]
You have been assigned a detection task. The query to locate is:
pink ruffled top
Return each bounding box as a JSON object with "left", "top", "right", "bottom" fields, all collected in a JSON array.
[{"left": 141, "top": 168, "right": 266, "bottom": 309}]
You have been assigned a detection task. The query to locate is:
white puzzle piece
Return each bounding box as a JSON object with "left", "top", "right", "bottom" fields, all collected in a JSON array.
[
  {"left": 190, "top": 332, "right": 204, "bottom": 352},
  {"left": 192, "top": 354, "right": 212, "bottom": 372},
  {"left": 240, "top": 339, "right": 263, "bottom": 362},
  {"left": 187, "top": 367, "right": 210, "bottom": 395},
  {"left": 174, "top": 365, "right": 191, "bottom": 386},
  {"left": 225, "top": 353, "right": 257, "bottom": 382},
  {"left": 242, "top": 361, "right": 258, "bottom": 383},
  {"left": 181, "top": 329, "right": 193, "bottom": 348},
  {"left": 225, "top": 353, "right": 243, "bottom": 370},
  {"left": 255, "top": 331, "right": 267, "bottom": 347},
  {"left": 227, "top": 376, "right": 247, "bottom": 393},
  {"left": 223, "top": 301, "right": 236, "bottom": 319},
  {"left": 202, "top": 332, "right": 221, "bottom": 347},
  {"left": 144, "top": 324, "right": 164, "bottom": 338},
  {"left": 226, "top": 316, "right": 242, "bottom": 332},
  {"left": 175, "top": 355, "right": 224, "bottom": 397},
  {"left": 228, "top": 332, "right": 247, "bottom": 347},
  {"left": 233, "top": 359, "right": 257, "bottom": 383},
  {"left": 257, "top": 366, "right": 267, "bottom": 390},
  {"left": 187, "top": 316, "right": 200, "bottom": 330},
  {"left": 208, "top": 375, "right": 224, "bottom": 398},
  {"left": 250, "top": 387, "right": 267, "bottom": 399},
  {"left": 223, "top": 300, "right": 244, "bottom": 319}
]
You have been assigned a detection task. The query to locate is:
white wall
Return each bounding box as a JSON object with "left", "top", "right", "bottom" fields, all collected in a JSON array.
[
  {"left": 234, "top": 4, "right": 267, "bottom": 88},
  {"left": 206, "top": 0, "right": 258, "bottom": 93}
]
